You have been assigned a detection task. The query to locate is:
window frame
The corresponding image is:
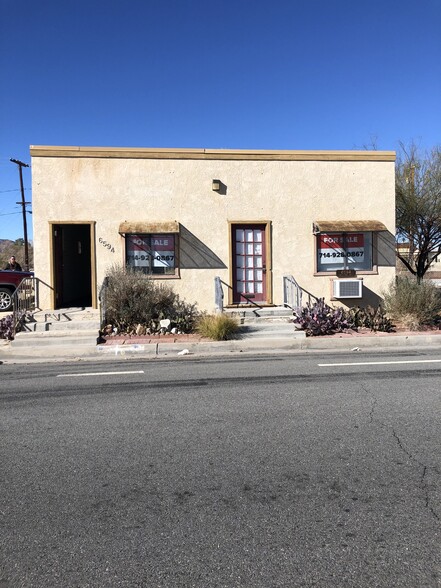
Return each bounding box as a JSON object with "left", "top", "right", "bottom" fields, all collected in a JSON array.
[
  {"left": 314, "top": 231, "right": 378, "bottom": 275},
  {"left": 124, "top": 232, "right": 180, "bottom": 278}
]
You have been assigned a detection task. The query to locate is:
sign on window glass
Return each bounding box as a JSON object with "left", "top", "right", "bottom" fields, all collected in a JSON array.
[
  {"left": 317, "top": 232, "right": 372, "bottom": 271},
  {"left": 126, "top": 234, "right": 175, "bottom": 272},
  {"left": 150, "top": 234, "right": 175, "bottom": 268},
  {"left": 318, "top": 233, "right": 364, "bottom": 265}
]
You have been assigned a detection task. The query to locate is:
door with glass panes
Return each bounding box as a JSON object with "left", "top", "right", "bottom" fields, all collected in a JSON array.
[{"left": 232, "top": 224, "right": 267, "bottom": 304}]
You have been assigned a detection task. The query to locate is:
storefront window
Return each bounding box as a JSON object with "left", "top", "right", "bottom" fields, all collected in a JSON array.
[
  {"left": 125, "top": 233, "right": 177, "bottom": 275},
  {"left": 317, "top": 232, "right": 372, "bottom": 272}
]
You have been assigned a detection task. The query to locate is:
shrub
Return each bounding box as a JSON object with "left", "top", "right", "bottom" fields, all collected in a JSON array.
[
  {"left": 169, "top": 298, "right": 200, "bottom": 334},
  {"left": 347, "top": 305, "right": 395, "bottom": 333},
  {"left": 294, "top": 298, "right": 356, "bottom": 336},
  {"left": 0, "top": 314, "right": 14, "bottom": 340},
  {"left": 382, "top": 276, "right": 441, "bottom": 329},
  {"left": 196, "top": 313, "right": 240, "bottom": 340},
  {"left": 295, "top": 299, "right": 395, "bottom": 336},
  {"left": 0, "top": 311, "right": 29, "bottom": 340},
  {"left": 102, "top": 264, "right": 200, "bottom": 334}
]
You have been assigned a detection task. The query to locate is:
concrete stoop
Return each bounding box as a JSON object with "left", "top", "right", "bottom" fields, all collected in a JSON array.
[
  {"left": 225, "top": 306, "right": 294, "bottom": 323},
  {"left": 8, "top": 307, "right": 101, "bottom": 356},
  {"left": 225, "top": 306, "right": 302, "bottom": 339},
  {"left": 23, "top": 308, "right": 101, "bottom": 332},
  {"left": 239, "top": 323, "right": 305, "bottom": 339}
]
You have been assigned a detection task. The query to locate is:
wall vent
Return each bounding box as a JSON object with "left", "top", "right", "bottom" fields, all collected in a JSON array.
[{"left": 333, "top": 279, "right": 363, "bottom": 299}]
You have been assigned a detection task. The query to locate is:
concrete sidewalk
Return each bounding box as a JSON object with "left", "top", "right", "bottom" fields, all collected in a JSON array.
[{"left": 1, "top": 329, "right": 441, "bottom": 364}]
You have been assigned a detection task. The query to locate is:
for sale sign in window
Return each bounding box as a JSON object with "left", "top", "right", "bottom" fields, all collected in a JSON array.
[
  {"left": 126, "top": 234, "right": 175, "bottom": 274},
  {"left": 317, "top": 232, "right": 372, "bottom": 272}
]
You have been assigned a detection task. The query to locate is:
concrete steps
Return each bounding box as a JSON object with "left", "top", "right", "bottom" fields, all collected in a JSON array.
[
  {"left": 225, "top": 306, "right": 294, "bottom": 322},
  {"left": 10, "top": 308, "right": 101, "bottom": 354},
  {"left": 239, "top": 323, "right": 305, "bottom": 339},
  {"left": 23, "top": 309, "right": 100, "bottom": 332},
  {"left": 225, "top": 306, "right": 304, "bottom": 339},
  {"left": 13, "top": 330, "right": 100, "bottom": 347}
]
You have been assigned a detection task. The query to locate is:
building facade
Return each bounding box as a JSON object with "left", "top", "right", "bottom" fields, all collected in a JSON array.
[{"left": 30, "top": 146, "right": 396, "bottom": 312}]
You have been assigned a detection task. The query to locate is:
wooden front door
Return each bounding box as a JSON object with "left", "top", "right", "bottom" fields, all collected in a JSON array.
[{"left": 232, "top": 224, "right": 267, "bottom": 304}]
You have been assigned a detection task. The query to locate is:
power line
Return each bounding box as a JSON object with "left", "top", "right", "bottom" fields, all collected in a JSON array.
[
  {"left": 0, "top": 188, "right": 30, "bottom": 194},
  {"left": 10, "top": 159, "right": 30, "bottom": 270}
]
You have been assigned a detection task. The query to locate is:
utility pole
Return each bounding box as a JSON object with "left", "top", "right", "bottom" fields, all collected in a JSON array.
[{"left": 10, "top": 158, "right": 30, "bottom": 270}]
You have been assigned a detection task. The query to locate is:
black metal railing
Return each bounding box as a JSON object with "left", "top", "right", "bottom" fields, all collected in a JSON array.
[{"left": 11, "top": 276, "right": 36, "bottom": 337}]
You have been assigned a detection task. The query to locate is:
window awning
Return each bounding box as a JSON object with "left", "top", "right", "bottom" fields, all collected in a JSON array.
[
  {"left": 313, "top": 220, "right": 388, "bottom": 233},
  {"left": 119, "top": 221, "right": 179, "bottom": 235}
]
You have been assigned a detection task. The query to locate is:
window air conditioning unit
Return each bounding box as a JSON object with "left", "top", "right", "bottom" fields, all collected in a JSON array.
[{"left": 333, "top": 279, "right": 363, "bottom": 299}]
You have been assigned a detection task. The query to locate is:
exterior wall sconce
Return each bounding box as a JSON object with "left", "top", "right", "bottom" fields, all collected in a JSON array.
[{"left": 212, "top": 179, "right": 227, "bottom": 195}]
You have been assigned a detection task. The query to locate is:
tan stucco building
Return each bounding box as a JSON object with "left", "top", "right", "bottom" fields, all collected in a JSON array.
[{"left": 30, "top": 146, "right": 396, "bottom": 312}]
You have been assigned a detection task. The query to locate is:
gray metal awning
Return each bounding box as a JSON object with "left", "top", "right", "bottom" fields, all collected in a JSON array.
[
  {"left": 313, "top": 220, "right": 388, "bottom": 233},
  {"left": 119, "top": 221, "right": 180, "bottom": 234}
]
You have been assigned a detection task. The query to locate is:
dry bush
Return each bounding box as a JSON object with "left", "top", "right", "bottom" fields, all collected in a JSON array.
[
  {"left": 103, "top": 264, "right": 199, "bottom": 333},
  {"left": 195, "top": 313, "right": 240, "bottom": 340},
  {"left": 382, "top": 276, "right": 441, "bottom": 329}
]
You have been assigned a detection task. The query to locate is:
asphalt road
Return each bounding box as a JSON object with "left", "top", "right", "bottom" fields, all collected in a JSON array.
[{"left": 1, "top": 350, "right": 441, "bottom": 587}]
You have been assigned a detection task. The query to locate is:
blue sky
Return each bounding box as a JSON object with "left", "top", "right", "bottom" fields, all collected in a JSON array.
[{"left": 1, "top": 0, "right": 440, "bottom": 241}]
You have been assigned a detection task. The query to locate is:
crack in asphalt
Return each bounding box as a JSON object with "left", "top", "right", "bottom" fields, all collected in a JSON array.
[{"left": 366, "top": 386, "right": 440, "bottom": 522}]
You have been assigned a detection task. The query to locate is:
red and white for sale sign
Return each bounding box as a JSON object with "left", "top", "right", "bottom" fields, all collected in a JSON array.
[{"left": 318, "top": 233, "right": 365, "bottom": 264}]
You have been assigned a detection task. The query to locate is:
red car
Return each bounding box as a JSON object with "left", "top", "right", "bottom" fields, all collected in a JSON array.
[{"left": 0, "top": 270, "right": 34, "bottom": 312}]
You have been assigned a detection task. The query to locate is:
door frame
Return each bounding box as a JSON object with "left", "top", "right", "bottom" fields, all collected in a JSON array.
[
  {"left": 49, "top": 221, "right": 97, "bottom": 309},
  {"left": 228, "top": 221, "right": 272, "bottom": 306}
]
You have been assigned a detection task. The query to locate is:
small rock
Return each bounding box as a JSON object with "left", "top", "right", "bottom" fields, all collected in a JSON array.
[
  {"left": 135, "top": 324, "right": 146, "bottom": 336},
  {"left": 160, "top": 319, "right": 171, "bottom": 330}
]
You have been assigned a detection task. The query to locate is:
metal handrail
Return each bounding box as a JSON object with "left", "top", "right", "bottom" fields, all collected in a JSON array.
[
  {"left": 11, "top": 276, "right": 36, "bottom": 336},
  {"left": 98, "top": 276, "right": 109, "bottom": 327},
  {"left": 214, "top": 277, "right": 264, "bottom": 311},
  {"left": 283, "top": 275, "right": 319, "bottom": 314},
  {"left": 214, "top": 276, "right": 224, "bottom": 313}
]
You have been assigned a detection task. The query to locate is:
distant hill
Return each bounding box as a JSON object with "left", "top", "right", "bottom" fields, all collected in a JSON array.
[
  {"left": 0, "top": 239, "right": 33, "bottom": 268},
  {"left": 0, "top": 239, "right": 15, "bottom": 253}
]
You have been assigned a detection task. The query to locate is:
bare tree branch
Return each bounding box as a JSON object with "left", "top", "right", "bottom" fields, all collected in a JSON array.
[{"left": 396, "top": 142, "right": 441, "bottom": 282}]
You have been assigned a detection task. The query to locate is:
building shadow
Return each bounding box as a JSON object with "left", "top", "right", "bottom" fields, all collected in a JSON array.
[{"left": 179, "top": 225, "right": 227, "bottom": 270}]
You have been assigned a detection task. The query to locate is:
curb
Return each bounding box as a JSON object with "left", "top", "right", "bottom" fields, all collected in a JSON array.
[{"left": 1, "top": 332, "right": 441, "bottom": 364}]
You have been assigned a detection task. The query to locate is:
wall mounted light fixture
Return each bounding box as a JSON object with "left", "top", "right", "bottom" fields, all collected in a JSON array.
[{"left": 212, "top": 179, "right": 221, "bottom": 191}]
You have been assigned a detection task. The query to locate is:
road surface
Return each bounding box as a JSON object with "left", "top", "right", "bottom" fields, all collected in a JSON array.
[{"left": 1, "top": 350, "right": 440, "bottom": 587}]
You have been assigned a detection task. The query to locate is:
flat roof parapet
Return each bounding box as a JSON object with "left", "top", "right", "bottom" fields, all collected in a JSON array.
[{"left": 29, "top": 146, "right": 396, "bottom": 162}]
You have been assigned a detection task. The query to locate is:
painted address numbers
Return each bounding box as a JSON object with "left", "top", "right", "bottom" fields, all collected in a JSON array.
[{"left": 98, "top": 237, "right": 115, "bottom": 253}]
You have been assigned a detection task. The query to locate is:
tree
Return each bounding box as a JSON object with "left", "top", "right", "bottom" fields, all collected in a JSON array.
[{"left": 395, "top": 143, "right": 441, "bottom": 282}]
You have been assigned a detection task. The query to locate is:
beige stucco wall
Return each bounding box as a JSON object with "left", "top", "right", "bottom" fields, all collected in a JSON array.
[{"left": 31, "top": 147, "right": 396, "bottom": 312}]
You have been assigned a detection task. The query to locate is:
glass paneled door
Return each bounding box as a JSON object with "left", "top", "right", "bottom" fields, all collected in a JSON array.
[{"left": 232, "top": 224, "right": 267, "bottom": 304}]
